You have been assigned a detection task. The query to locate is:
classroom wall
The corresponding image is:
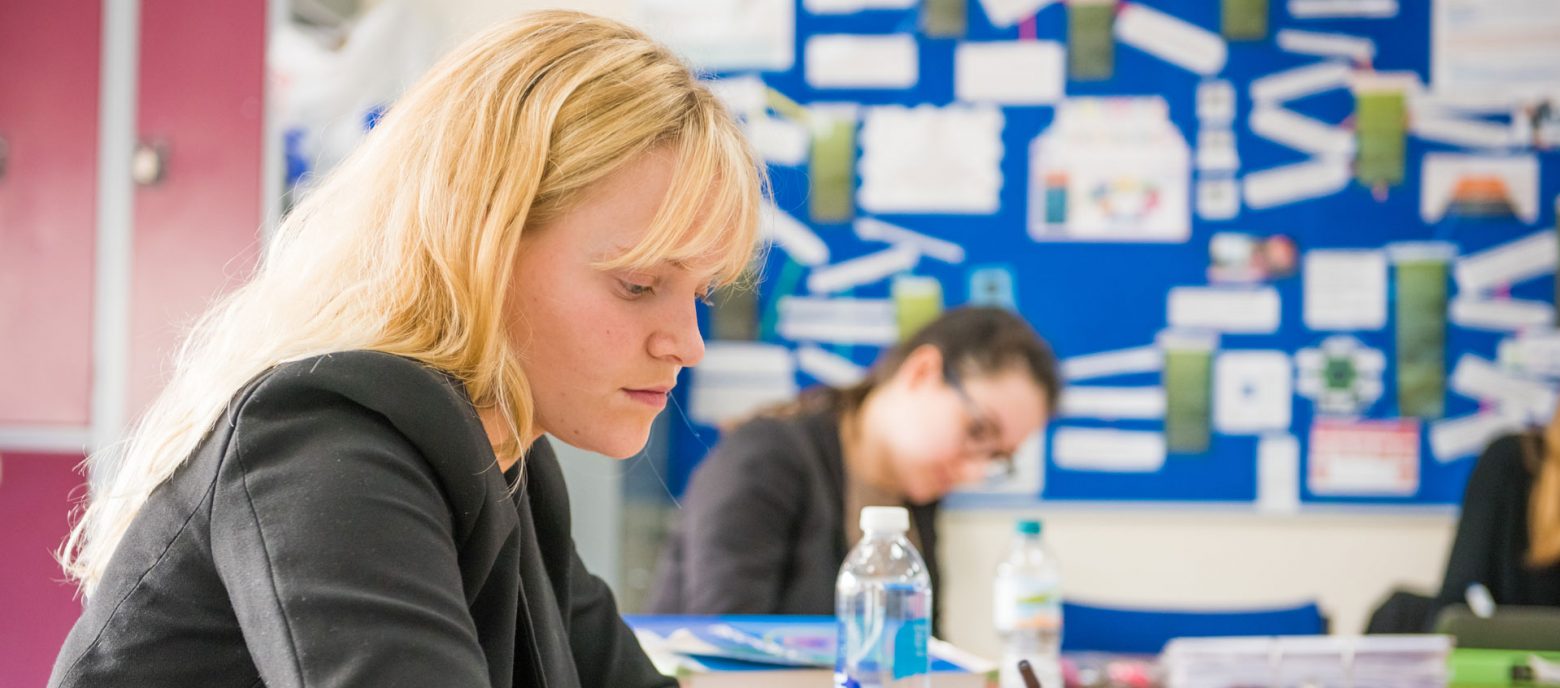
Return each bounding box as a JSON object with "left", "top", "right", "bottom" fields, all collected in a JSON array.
[{"left": 408, "top": 0, "right": 1465, "bottom": 655}]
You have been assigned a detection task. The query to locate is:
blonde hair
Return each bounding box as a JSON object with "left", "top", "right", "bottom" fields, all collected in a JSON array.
[
  {"left": 62, "top": 10, "right": 765, "bottom": 594},
  {"left": 1528, "top": 409, "right": 1560, "bottom": 566}
]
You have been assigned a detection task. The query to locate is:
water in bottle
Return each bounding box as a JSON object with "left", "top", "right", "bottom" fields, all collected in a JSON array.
[
  {"left": 994, "top": 519, "right": 1062, "bottom": 688},
  {"left": 835, "top": 506, "right": 933, "bottom": 688}
]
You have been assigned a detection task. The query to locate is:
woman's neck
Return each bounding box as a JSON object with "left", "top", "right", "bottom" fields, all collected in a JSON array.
[
  {"left": 839, "top": 392, "right": 901, "bottom": 496},
  {"left": 478, "top": 406, "right": 528, "bottom": 472}
]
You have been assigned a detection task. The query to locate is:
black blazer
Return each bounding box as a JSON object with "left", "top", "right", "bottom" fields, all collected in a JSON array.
[
  {"left": 49, "top": 351, "right": 673, "bottom": 688},
  {"left": 645, "top": 402, "right": 940, "bottom": 627},
  {"left": 1435, "top": 433, "right": 1560, "bottom": 614}
]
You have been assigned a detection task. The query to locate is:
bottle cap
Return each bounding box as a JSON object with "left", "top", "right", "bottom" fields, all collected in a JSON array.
[
  {"left": 860, "top": 506, "right": 910, "bottom": 533},
  {"left": 1016, "top": 519, "right": 1042, "bottom": 536}
]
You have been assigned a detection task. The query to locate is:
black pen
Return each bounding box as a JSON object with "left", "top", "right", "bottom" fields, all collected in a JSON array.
[{"left": 1017, "top": 659, "right": 1043, "bottom": 688}]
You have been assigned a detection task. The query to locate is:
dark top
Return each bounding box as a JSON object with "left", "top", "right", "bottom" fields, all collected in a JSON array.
[
  {"left": 645, "top": 401, "right": 940, "bottom": 629},
  {"left": 49, "top": 351, "right": 673, "bottom": 688},
  {"left": 1435, "top": 433, "right": 1560, "bottom": 615}
]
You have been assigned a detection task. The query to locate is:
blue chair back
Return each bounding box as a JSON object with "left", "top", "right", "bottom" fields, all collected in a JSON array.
[{"left": 1060, "top": 600, "right": 1326, "bottom": 655}]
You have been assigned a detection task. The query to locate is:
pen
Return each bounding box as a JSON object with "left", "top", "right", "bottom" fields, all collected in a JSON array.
[{"left": 1017, "top": 659, "right": 1043, "bottom": 688}]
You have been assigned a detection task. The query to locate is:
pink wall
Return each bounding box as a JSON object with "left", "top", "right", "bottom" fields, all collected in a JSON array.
[{"left": 0, "top": 453, "right": 88, "bottom": 688}]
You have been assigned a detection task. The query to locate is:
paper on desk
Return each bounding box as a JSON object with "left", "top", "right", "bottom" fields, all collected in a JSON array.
[
  {"left": 1452, "top": 228, "right": 1554, "bottom": 295},
  {"left": 796, "top": 344, "right": 866, "bottom": 386},
  {"left": 1430, "top": 409, "right": 1526, "bottom": 463},
  {"left": 858, "top": 104, "right": 1004, "bottom": 214},
  {"left": 1168, "top": 286, "right": 1281, "bottom": 334},
  {"left": 1052, "top": 428, "right": 1167, "bottom": 472},
  {"left": 1243, "top": 156, "right": 1351, "bottom": 209},
  {"left": 1304, "top": 249, "right": 1387, "bottom": 331},
  {"left": 1288, "top": 0, "right": 1397, "bottom": 19},
  {"left": 1063, "top": 345, "right": 1163, "bottom": 381},
  {"left": 1197, "top": 79, "right": 1237, "bottom": 125},
  {"left": 1114, "top": 3, "right": 1227, "bottom": 76},
  {"left": 1250, "top": 106, "right": 1355, "bottom": 156},
  {"left": 1258, "top": 434, "right": 1301, "bottom": 514},
  {"left": 763, "top": 204, "right": 830, "bottom": 267},
  {"left": 804, "top": 0, "right": 916, "bottom": 13},
  {"left": 777, "top": 296, "right": 899, "bottom": 344},
  {"left": 690, "top": 342, "right": 798, "bottom": 426},
  {"left": 1250, "top": 61, "right": 1351, "bottom": 104},
  {"left": 1422, "top": 154, "right": 1539, "bottom": 225},
  {"left": 1215, "top": 351, "right": 1293, "bottom": 434},
  {"left": 805, "top": 34, "right": 918, "bottom": 89},
  {"left": 955, "top": 41, "right": 1064, "bottom": 105},
  {"left": 806, "top": 244, "right": 920, "bottom": 294},
  {"left": 1059, "top": 386, "right": 1166, "bottom": 420},
  {"left": 1276, "top": 29, "right": 1375, "bottom": 62},
  {"left": 978, "top": 0, "right": 1056, "bottom": 26},
  {"left": 854, "top": 217, "right": 966, "bottom": 264},
  {"left": 1450, "top": 297, "right": 1554, "bottom": 331}
]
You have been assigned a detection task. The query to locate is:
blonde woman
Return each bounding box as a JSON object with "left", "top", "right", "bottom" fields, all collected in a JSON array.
[{"left": 50, "top": 11, "right": 761, "bottom": 688}]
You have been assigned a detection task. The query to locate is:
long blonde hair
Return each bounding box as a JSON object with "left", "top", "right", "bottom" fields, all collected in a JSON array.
[
  {"left": 62, "top": 10, "right": 764, "bottom": 594},
  {"left": 1528, "top": 407, "right": 1560, "bottom": 566}
]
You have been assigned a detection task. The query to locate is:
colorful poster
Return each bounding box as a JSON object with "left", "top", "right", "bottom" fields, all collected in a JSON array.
[{"left": 1308, "top": 418, "right": 1420, "bottom": 496}]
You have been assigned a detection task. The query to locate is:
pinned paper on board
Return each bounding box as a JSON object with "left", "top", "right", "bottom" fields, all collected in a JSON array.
[
  {"left": 1161, "top": 330, "right": 1217, "bottom": 454},
  {"left": 1063, "top": 345, "right": 1163, "bottom": 381},
  {"left": 1167, "top": 286, "right": 1281, "bottom": 334},
  {"left": 1223, "top": 0, "right": 1269, "bottom": 41},
  {"left": 1250, "top": 106, "right": 1355, "bottom": 157},
  {"left": 808, "top": 107, "right": 858, "bottom": 223},
  {"left": 1288, "top": 0, "right": 1398, "bottom": 19},
  {"left": 1430, "top": 409, "right": 1527, "bottom": 463},
  {"left": 967, "top": 265, "right": 1019, "bottom": 310},
  {"left": 921, "top": 0, "right": 968, "bottom": 38},
  {"left": 1115, "top": 3, "right": 1228, "bottom": 76},
  {"left": 1196, "top": 175, "right": 1241, "bottom": 221},
  {"left": 777, "top": 296, "right": 899, "bottom": 345},
  {"left": 1303, "top": 249, "right": 1387, "bottom": 331},
  {"left": 1499, "top": 328, "right": 1560, "bottom": 380},
  {"left": 1068, "top": 0, "right": 1116, "bottom": 80},
  {"left": 1197, "top": 80, "right": 1237, "bottom": 125},
  {"left": 805, "top": 34, "right": 918, "bottom": 89},
  {"left": 1432, "top": 0, "right": 1560, "bottom": 100},
  {"left": 764, "top": 203, "right": 831, "bottom": 267},
  {"left": 638, "top": 0, "right": 795, "bottom": 71},
  {"left": 859, "top": 104, "right": 1004, "bottom": 215},
  {"left": 807, "top": 244, "right": 920, "bottom": 294},
  {"left": 1257, "top": 434, "right": 1301, "bottom": 513},
  {"left": 1421, "top": 154, "right": 1539, "bottom": 224},
  {"left": 855, "top": 217, "right": 966, "bottom": 264},
  {"left": 978, "top": 0, "right": 1057, "bottom": 27},
  {"left": 804, "top": 0, "right": 916, "bottom": 14},
  {"left": 1029, "top": 98, "right": 1191, "bottom": 242},
  {"left": 1308, "top": 418, "right": 1420, "bottom": 497},
  {"left": 1052, "top": 428, "right": 1167, "bottom": 473},
  {"left": 1391, "top": 242, "right": 1454, "bottom": 419},
  {"left": 1208, "top": 233, "right": 1298, "bottom": 284},
  {"left": 1296, "top": 335, "right": 1386, "bottom": 417},
  {"left": 1243, "top": 156, "right": 1351, "bottom": 209},
  {"left": 892, "top": 275, "right": 945, "bottom": 341},
  {"left": 747, "top": 115, "right": 810, "bottom": 167},
  {"left": 1449, "top": 354, "right": 1558, "bottom": 424},
  {"left": 690, "top": 342, "right": 798, "bottom": 426},
  {"left": 1276, "top": 29, "right": 1374, "bottom": 63},
  {"left": 1453, "top": 229, "right": 1557, "bottom": 296},
  {"left": 1251, "top": 60, "right": 1352, "bottom": 104},
  {"left": 1353, "top": 72, "right": 1416, "bottom": 190},
  {"left": 955, "top": 41, "right": 1065, "bottom": 105},
  {"left": 709, "top": 285, "right": 759, "bottom": 341},
  {"left": 797, "top": 344, "right": 867, "bottom": 387},
  {"left": 1214, "top": 351, "right": 1293, "bottom": 434},
  {"left": 1060, "top": 386, "right": 1167, "bottom": 421},
  {"left": 1449, "top": 297, "right": 1554, "bottom": 332}
]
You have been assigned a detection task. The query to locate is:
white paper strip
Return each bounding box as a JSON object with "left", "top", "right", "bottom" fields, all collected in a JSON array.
[
  {"left": 777, "top": 297, "right": 899, "bottom": 344},
  {"left": 1257, "top": 434, "right": 1302, "bottom": 514},
  {"left": 805, "top": 34, "right": 918, "bottom": 89},
  {"left": 764, "top": 204, "right": 830, "bottom": 267},
  {"left": 977, "top": 0, "right": 1057, "bottom": 27},
  {"left": 1450, "top": 354, "right": 1557, "bottom": 413},
  {"left": 804, "top": 0, "right": 916, "bottom": 12},
  {"left": 1250, "top": 106, "right": 1356, "bottom": 156},
  {"left": 1453, "top": 230, "right": 1557, "bottom": 295},
  {"left": 1052, "top": 428, "right": 1167, "bottom": 473},
  {"left": 1197, "top": 79, "right": 1237, "bottom": 125},
  {"left": 1304, "top": 249, "right": 1387, "bottom": 331},
  {"left": 748, "top": 115, "right": 810, "bottom": 166},
  {"left": 1062, "top": 345, "right": 1163, "bottom": 381},
  {"left": 1167, "top": 286, "right": 1282, "bottom": 334},
  {"left": 1412, "top": 116, "right": 1516, "bottom": 149},
  {"left": 1243, "top": 156, "right": 1351, "bottom": 209},
  {"left": 708, "top": 75, "right": 769, "bottom": 117},
  {"left": 1214, "top": 351, "right": 1293, "bottom": 434},
  {"left": 1114, "top": 3, "right": 1227, "bottom": 76},
  {"left": 1275, "top": 29, "right": 1375, "bottom": 62},
  {"left": 1059, "top": 386, "right": 1166, "bottom": 420},
  {"left": 1430, "top": 410, "right": 1524, "bottom": 463},
  {"left": 854, "top": 217, "right": 966, "bottom": 264},
  {"left": 806, "top": 245, "right": 920, "bottom": 294},
  {"left": 690, "top": 342, "right": 798, "bottom": 425},
  {"left": 955, "top": 41, "right": 1065, "bottom": 105},
  {"left": 1449, "top": 297, "right": 1555, "bottom": 332},
  {"left": 796, "top": 344, "right": 867, "bottom": 386},
  {"left": 1288, "top": 0, "right": 1398, "bottom": 19},
  {"left": 1250, "top": 61, "right": 1352, "bottom": 104}
]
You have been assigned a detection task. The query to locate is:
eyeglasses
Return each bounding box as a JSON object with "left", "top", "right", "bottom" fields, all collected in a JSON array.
[{"left": 945, "top": 367, "right": 1016, "bottom": 480}]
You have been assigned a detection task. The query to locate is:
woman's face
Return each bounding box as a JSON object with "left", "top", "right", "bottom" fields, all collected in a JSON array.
[
  {"left": 875, "top": 348, "right": 1049, "bottom": 504},
  {"left": 509, "top": 148, "right": 718, "bottom": 459}
]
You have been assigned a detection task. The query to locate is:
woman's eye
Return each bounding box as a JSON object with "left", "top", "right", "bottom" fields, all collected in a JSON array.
[{"left": 618, "top": 279, "right": 654, "bottom": 298}]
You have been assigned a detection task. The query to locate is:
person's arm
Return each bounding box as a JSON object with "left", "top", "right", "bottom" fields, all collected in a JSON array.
[
  {"left": 1436, "top": 434, "right": 1524, "bottom": 609},
  {"left": 677, "top": 419, "right": 804, "bottom": 613},
  {"left": 210, "top": 378, "right": 492, "bottom": 688},
  {"left": 566, "top": 547, "right": 677, "bottom": 688}
]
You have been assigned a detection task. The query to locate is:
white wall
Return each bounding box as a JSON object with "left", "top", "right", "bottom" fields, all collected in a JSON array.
[{"left": 938, "top": 507, "right": 1457, "bottom": 657}]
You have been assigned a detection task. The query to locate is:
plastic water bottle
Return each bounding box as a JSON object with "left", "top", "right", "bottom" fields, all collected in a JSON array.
[
  {"left": 835, "top": 506, "right": 933, "bottom": 688},
  {"left": 994, "top": 519, "right": 1063, "bottom": 688}
]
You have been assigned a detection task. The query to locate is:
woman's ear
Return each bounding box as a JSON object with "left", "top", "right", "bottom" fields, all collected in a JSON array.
[{"left": 895, "top": 344, "right": 946, "bottom": 391}]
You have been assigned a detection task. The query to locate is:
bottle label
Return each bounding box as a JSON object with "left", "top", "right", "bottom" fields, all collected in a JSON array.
[
  {"left": 994, "top": 576, "right": 1062, "bottom": 632},
  {"left": 891, "top": 617, "right": 929, "bottom": 680}
]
